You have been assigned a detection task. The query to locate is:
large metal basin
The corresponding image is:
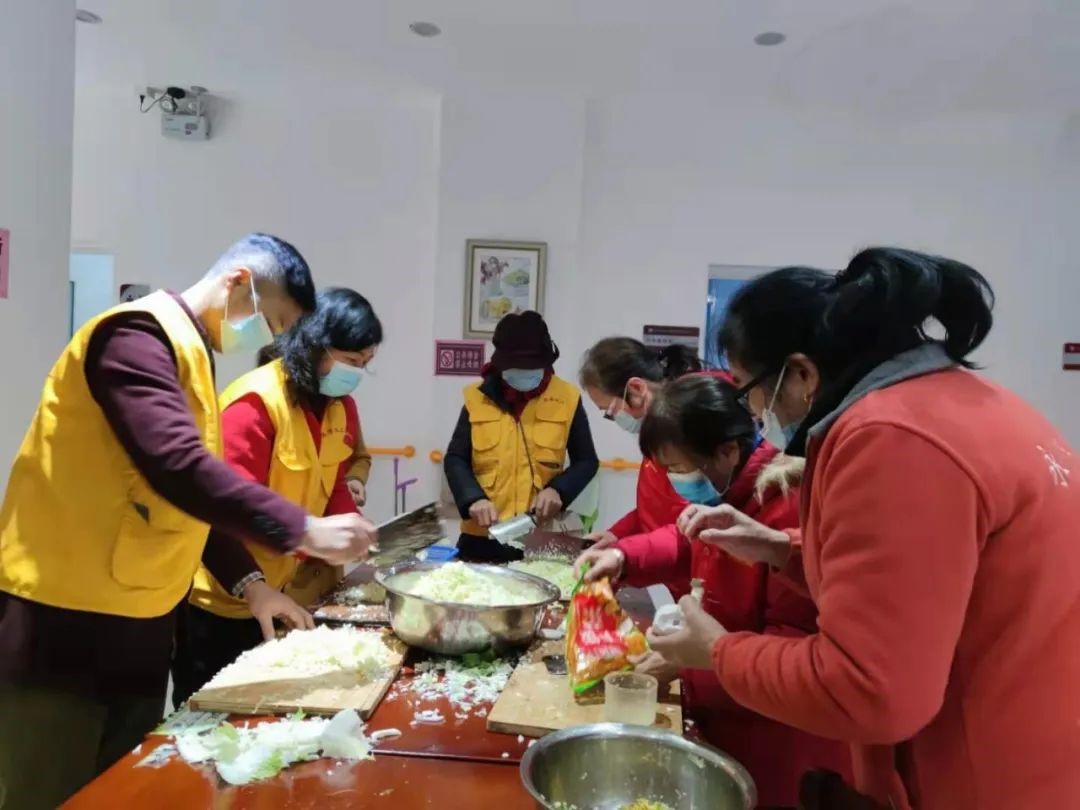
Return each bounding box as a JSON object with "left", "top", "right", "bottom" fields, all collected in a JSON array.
[
  {"left": 375, "top": 560, "right": 559, "bottom": 655},
  {"left": 520, "top": 723, "right": 757, "bottom": 810}
]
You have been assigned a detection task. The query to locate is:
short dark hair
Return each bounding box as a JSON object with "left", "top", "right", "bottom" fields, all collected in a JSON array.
[
  {"left": 719, "top": 247, "right": 995, "bottom": 384},
  {"left": 255, "top": 341, "right": 280, "bottom": 367},
  {"left": 207, "top": 232, "right": 317, "bottom": 313},
  {"left": 580, "top": 337, "right": 702, "bottom": 395},
  {"left": 277, "top": 287, "right": 383, "bottom": 408},
  {"left": 639, "top": 375, "right": 755, "bottom": 464}
]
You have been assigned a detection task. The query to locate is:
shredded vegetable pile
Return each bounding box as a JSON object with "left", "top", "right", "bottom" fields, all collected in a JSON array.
[
  {"left": 403, "top": 651, "right": 516, "bottom": 720},
  {"left": 174, "top": 710, "right": 372, "bottom": 785},
  {"left": 337, "top": 582, "right": 387, "bottom": 605},
  {"left": 403, "top": 562, "right": 541, "bottom": 606},
  {"left": 203, "top": 626, "right": 396, "bottom": 689},
  {"left": 621, "top": 802, "right": 674, "bottom": 810},
  {"left": 509, "top": 559, "right": 576, "bottom": 599}
]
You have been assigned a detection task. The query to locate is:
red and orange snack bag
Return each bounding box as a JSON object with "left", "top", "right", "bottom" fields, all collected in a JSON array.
[{"left": 566, "top": 577, "right": 648, "bottom": 695}]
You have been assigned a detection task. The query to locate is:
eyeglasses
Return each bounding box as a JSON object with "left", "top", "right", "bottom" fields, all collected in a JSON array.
[{"left": 735, "top": 370, "right": 772, "bottom": 411}]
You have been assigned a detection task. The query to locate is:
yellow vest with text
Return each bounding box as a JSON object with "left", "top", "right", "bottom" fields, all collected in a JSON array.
[
  {"left": 0, "top": 292, "right": 220, "bottom": 618},
  {"left": 189, "top": 359, "right": 353, "bottom": 618},
  {"left": 460, "top": 375, "right": 579, "bottom": 536}
]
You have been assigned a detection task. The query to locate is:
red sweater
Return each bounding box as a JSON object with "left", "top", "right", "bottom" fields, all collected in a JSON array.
[
  {"left": 222, "top": 392, "right": 359, "bottom": 518},
  {"left": 712, "top": 369, "right": 1080, "bottom": 809},
  {"left": 617, "top": 443, "right": 851, "bottom": 806}
]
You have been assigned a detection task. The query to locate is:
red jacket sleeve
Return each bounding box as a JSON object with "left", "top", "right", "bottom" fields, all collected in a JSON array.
[
  {"left": 323, "top": 396, "right": 361, "bottom": 517},
  {"left": 616, "top": 524, "right": 692, "bottom": 588},
  {"left": 711, "top": 424, "right": 982, "bottom": 744},
  {"left": 608, "top": 508, "right": 642, "bottom": 538}
]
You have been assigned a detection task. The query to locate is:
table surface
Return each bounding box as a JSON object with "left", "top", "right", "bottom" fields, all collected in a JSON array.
[{"left": 62, "top": 589, "right": 660, "bottom": 809}]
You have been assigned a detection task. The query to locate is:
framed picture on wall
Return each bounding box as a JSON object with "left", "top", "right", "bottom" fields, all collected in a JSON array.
[{"left": 463, "top": 239, "right": 546, "bottom": 339}]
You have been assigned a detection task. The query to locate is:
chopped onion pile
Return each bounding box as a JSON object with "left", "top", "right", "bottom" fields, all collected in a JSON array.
[
  {"left": 509, "top": 559, "right": 577, "bottom": 599},
  {"left": 203, "top": 626, "right": 397, "bottom": 689},
  {"left": 174, "top": 710, "right": 372, "bottom": 785},
  {"left": 403, "top": 562, "right": 541, "bottom": 606}
]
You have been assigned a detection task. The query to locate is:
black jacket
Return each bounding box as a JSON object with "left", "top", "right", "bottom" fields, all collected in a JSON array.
[{"left": 443, "top": 374, "right": 599, "bottom": 520}]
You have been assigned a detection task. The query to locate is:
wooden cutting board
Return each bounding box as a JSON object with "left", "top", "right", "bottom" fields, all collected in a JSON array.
[
  {"left": 486, "top": 640, "right": 682, "bottom": 738},
  {"left": 189, "top": 636, "right": 405, "bottom": 719}
]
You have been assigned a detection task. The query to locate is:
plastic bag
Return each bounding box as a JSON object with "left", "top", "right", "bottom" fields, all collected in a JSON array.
[{"left": 566, "top": 577, "right": 647, "bottom": 695}]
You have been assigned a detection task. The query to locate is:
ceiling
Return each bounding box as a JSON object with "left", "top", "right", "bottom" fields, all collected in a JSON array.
[{"left": 75, "top": 0, "right": 1080, "bottom": 118}]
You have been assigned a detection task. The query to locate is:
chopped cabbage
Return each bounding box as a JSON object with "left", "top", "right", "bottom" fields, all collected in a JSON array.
[
  {"left": 338, "top": 582, "right": 387, "bottom": 605},
  {"left": 509, "top": 559, "right": 576, "bottom": 599},
  {"left": 203, "top": 626, "right": 397, "bottom": 689},
  {"left": 405, "top": 651, "right": 516, "bottom": 717},
  {"left": 174, "top": 710, "right": 373, "bottom": 785},
  {"left": 403, "top": 562, "right": 542, "bottom": 606}
]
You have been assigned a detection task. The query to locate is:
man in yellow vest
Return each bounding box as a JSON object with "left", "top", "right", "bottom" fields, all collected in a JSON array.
[
  {"left": 444, "top": 311, "right": 599, "bottom": 562},
  {"left": 0, "top": 234, "right": 377, "bottom": 810}
]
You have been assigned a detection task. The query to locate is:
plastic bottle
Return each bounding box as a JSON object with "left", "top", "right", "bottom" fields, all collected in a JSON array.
[{"left": 651, "top": 578, "right": 705, "bottom": 635}]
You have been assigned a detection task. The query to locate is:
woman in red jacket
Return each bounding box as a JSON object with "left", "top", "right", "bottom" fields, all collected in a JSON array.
[
  {"left": 577, "top": 375, "right": 850, "bottom": 808},
  {"left": 649, "top": 248, "right": 1080, "bottom": 810},
  {"left": 579, "top": 337, "right": 721, "bottom": 596}
]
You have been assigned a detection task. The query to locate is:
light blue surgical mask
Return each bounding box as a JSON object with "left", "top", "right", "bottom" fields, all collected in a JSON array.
[
  {"left": 503, "top": 368, "right": 544, "bottom": 392},
  {"left": 219, "top": 276, "right": 274, "bottom": 355},
  {"left": 667, "top": 470, "right": 723, "bottom": 505},
  {"left": 613, "top": 409, "right": 642, "bottom": 435},
  {"left": 759, "top": 365, "right": 809, "bottom": 452},
  {"left": 319, "top": 360, "right": 363, "bottom": 397}
]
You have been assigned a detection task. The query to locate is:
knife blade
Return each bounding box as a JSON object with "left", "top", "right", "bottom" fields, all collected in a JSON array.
[{"left": 365, "top": 502, "right": 445, "bottom": 567}]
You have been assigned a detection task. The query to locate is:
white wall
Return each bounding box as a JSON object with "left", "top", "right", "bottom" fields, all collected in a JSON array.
[
  {"left": 0, "top": 1, "right": 75, "bottom": 488},
  {"left": 71, "top": 82, "right": 441, "bottom": 523},
  {"left": 70, "top": 252, "right": 115, "bottom": 334},
  {"left": 69, "top": 77, "right": 1080, "bottom": 527}
]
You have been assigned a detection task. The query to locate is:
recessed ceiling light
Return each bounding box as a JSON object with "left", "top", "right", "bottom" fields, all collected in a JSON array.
[
  {"left": 76, "top": 9, "right": 103, "bottom": 24},
  {"left": 409, "top": 21, "right": 441, "bottom": 38},
  {"left": 754, "top": 31, "right": 786, "bottom": 46}
]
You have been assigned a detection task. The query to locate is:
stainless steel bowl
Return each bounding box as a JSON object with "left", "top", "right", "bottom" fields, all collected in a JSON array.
[
  {"left": 520, "top": 723, "right": 757, "bottom": 810},
  {"left": 375, "top": 560, "right": 560, "bottom": 655}
]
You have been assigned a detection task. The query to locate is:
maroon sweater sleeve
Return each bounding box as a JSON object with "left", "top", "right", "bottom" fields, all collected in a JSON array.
[{"left": 83, "top": 312, "right": 307, "bottom": 552}]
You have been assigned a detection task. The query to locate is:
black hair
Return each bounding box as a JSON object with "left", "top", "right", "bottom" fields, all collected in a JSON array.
[
  {"left": 207, "top": 232, "right": 317, "bottom": 314},
  {"left": 719, "top": 247, "right": 995, "bottom": 382},
  {"left": 277, "top": 287, "right": 383, "bottom": 409},
  {"left": 639, "top": 375, "right": 756, "bottom": 464},
  {"left": 580, "top": 337, "right": 702, "bottom": 395},
  {"left": 255, "top": 341, "right": 280, "bottom": 367}
]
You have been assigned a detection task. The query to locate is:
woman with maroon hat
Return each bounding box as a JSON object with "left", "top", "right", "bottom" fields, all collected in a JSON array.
[{"left": 444, "top": 311, "right": 599, "bottom": 562}]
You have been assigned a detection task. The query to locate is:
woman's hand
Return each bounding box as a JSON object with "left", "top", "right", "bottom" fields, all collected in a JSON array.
[
  {"left": 346, "top": 478, "right": 366, "bottom": 508},
  {"left": 469, "top": 498, "right": 499, "bottom": 528},
  {"left": 243, "top": 580, "right": 315, "bottom": 642},
  {"left": 677, "top": 503, "right": 791, "bottom": 568},
  {"left": 583, "top": 530, "right": 619, "bottom": 550},
  {"left": 573, "top": 546, "right": 625, "bottom": 583},
  {"left": 532, "top": 487, "right": 563, "bottom": 520},
  {"left": 646, "top": 596, "right": 727, "bottom": 670},
  {"left": 629, "top": 650, "right": 680, "bottom": 685}
]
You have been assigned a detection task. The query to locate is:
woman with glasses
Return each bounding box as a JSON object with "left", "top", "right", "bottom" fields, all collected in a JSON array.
[
  {"left": 648, "top": 248, "right": 1080, "bottom": 809},
  {"left": 575, "top": 374, "right": 850, "bottom": 808},
  {"left": 171, "top": 287, "right": 382, "bottom": 706}
]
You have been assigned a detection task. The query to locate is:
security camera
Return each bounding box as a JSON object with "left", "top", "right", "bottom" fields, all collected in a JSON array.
[{"left": 160, "top": 86, "right": 186, "bottom": 114}]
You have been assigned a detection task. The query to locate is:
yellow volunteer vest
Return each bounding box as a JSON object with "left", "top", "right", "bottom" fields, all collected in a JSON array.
[
  {"left": 460, "top": 375, "right": 579, "bottom": 536},
  {"left": 0, "top": 292, "right": 220, "bottom": 618},
  {"left": 189, "top": 359, "right": 353, "bottom": 618}
]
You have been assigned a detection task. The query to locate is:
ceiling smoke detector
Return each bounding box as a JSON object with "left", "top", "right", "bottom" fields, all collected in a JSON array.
[
  {"left": 76, "top": 9, "right": 103, "bottom": 24},
  {"left": 409, "top": 21, "right": 441, "bottom": 38},
  {"left": 754, "top": 31, "right": 786, "bottom": 46}
]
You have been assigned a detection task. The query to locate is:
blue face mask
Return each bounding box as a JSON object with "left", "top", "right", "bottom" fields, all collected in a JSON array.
[
  {"left": 667, "top": 470, "right": 722, "bottom": 506},
  {"left": 319, "top": 360, "right": 363, "bottom": 397},
  {"left": 219, "top": 276, "right": 274, "bottom": 355},
  {"left": 503, "top": 368, "right": 544, "bottom": 392}
]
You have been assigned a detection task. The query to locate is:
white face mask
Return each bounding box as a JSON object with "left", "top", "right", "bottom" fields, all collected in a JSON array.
[
  {"left": 606, "top": 381, "right": 644, "bottom": 435},
  {"left": 759, "top": 365, "right": 807, "bottom": 452}
]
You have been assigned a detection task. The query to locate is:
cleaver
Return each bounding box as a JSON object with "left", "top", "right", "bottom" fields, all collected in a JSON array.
[{"left": 365, "top": 502, "right": 445, "bottom": 568}]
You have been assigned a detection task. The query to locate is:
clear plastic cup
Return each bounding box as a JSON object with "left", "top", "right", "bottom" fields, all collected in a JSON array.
[{"left": 603, "top": 671, "right": 658, "bottom": 726}]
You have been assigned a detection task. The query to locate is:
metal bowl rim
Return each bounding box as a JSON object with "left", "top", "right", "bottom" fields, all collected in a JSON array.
[
  {"left": 375, "top": 559, "right": 560, "bottom": 610},
  {"left": 518, "top": 722, "right": 758, "bottom": 810}
]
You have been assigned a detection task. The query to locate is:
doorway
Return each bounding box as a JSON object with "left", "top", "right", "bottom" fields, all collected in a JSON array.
[{"left": 69, "top": 252, "right": 115, "bottom": 336}]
